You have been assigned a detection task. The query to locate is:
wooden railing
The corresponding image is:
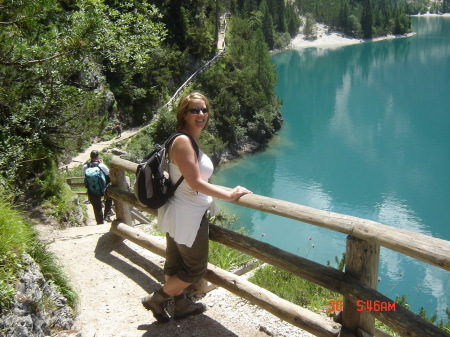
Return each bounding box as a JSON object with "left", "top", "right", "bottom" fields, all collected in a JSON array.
[
  {"left": 158, "top": 13, "right": 229, "bottom": 114},
  {"left": 66, "top": 177, "right": 86, "bottom": 195},
  {"left": 99, "top": 155, "right": 450, "bottom": 337}
]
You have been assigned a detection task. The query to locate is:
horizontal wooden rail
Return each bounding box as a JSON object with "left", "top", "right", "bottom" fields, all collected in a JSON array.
[
  {"left": 230, "top": 193, "right": 450, "bottom": 272},
  {"left": 209, "top": 226, "right": 448, "bottom": 337},
  {"left": 110, "top": 220, "right": 341, "bottom": 337},
  {"left": 66, "top": 177, "right": 87, "bottom": 194},
  {"left": 66, "top": 177, "right": 85, "bottom": 188},
  {"left": 67, "top": 182, "right": 85, "bottom": 188},
  {"left": 106, "top": 184, "right": 448, "bottom": 337},
  {"left": 108, "top": 156, "right": 450, "bottom": 337},
  {"left": 110, "top": 156, "right": 450, "bottom": 272}
]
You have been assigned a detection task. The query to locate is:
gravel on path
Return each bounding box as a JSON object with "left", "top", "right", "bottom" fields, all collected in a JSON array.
[{"left": 36, "top": 211, "right": 317, "bottom": 337}]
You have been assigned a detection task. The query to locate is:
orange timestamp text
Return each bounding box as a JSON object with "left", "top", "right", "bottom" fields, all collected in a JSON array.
[{"left": 329, "top": 300, "right": 397, "bottom": 312}]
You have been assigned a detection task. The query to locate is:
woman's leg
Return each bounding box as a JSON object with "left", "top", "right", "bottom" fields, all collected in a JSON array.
[
  {"left": 143, "top": 217, "right": 209, "bottom": 321},
  {"left": 162, "top": 275, "right": 190, "bottom": 296}
]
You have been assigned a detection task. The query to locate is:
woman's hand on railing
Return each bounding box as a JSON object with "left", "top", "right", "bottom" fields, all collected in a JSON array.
[{"left": 227, "top": 185, "right": 252, "bottom": 201}]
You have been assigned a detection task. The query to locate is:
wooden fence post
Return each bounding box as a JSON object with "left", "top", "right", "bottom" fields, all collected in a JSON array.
[
  {"left": 342, "top": 235, "right": 380, "bottom": 335},
  {"left": 108, "top": 166, "right": 133, "bottom": 226}
]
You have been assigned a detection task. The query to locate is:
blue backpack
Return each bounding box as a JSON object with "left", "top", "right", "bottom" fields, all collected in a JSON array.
[{"left": 84, "top": 162, "right": 107, "bottom": 196}]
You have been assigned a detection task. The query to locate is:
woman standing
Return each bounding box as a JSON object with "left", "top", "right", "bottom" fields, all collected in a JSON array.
[{"left": 141, "top": 92, "right": 252, "bottom": 322}]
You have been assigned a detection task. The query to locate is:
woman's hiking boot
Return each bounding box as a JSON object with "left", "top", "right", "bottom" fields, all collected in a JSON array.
[
  {"left": 141, "top": 288, "right": 171, "bottom": 323},
  {"left": 173, "top": 292, "right": 207, "bottom": 320}
]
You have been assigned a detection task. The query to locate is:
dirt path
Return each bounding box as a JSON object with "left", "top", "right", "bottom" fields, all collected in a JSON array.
[
  {"left": 43, "top": 96, "right": 316, "bottom": 336},
  {"left": 64, "top": 127, "right": 141, "bottom": 171},
  {"left": 36, "top": 208, "right": 315, "bottom": 337}
]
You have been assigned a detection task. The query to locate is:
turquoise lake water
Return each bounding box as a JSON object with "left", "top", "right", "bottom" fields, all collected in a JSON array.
[{"left": 212, "top": 16, "right": 450, "bottom": 319}]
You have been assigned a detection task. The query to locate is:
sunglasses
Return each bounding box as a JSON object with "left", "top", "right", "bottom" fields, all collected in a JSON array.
[{"left": 188, "top": 108, "right": 209, "bottom": 114}]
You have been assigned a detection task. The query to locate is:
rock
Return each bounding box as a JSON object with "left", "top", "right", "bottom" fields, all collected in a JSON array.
[
  {"left": 0, "top": 254, "right": 76, "bottom": 337},
  {"left": 107, "top": 148, "right": 127, "bottom": 156}
]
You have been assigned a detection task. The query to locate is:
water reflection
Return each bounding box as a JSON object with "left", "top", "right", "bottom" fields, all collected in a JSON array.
[{"left": 213, "top": 17, "right": 450, "bottom": 319}]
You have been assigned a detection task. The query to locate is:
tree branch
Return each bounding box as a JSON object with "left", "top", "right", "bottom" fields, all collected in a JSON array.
[
  {"left": 0, "top": 50, "right": 72, "bottom": 66},
  {"left": 0, "top": 8, "right": 45, "bottom": 26}
]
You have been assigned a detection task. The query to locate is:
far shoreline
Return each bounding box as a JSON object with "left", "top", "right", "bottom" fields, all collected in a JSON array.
[{"left": 271, "top": 13, "right": 449, "bottom": 54}]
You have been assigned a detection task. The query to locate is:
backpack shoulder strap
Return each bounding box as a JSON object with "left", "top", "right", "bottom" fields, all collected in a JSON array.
[
  {"left": 164, "top": 132, "right": 200, "bottom": 190},
  {"left": 96, "top": 164, "right": 107, "bottom": 177},
  {"left": 87, "top": 161, "right": 99, "bottom": 168},
  {"left": 87, "top": 161, "right": 107, "bottom": 177},
  {"left": 165, "top": 132, "right": 199, "bottom": 158}
]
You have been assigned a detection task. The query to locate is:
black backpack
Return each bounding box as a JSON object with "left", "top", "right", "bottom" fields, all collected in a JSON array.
[{"left": 134, "top": 132, "right": 199, "bottom": 209}]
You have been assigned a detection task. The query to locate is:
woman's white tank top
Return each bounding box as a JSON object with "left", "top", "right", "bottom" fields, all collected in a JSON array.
[{"left": 157, "top": 150, "right": 215, "bottom": 247}]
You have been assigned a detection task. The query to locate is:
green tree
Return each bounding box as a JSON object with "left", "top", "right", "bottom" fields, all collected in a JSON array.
[
  {"left": 338, "top": 0, "right": 350, "bottom": 34},
  {"left": 361, "top": 0, "right": 373, "bottom": 39},
  {"left": 393, "top": 5, "right": 411, "bottom": 35},
  {"left": 195, "top": 16, "right": 279, "bottom": 145},
  {"left": 286, "top": 3, "right": 301, "bottom": 37},
  {"left": 444, "top": 0, "right": 450, "bottom": 13},
  {"left": 91, "top": 0, "right": 179, "bottom": 124},
  {"left": 0, "top": 0, "right": 103, "bottom": 189},
  {"left": 260, "top": 0, "right": 275, "bottom": 49},
  {"left": 0, "top": 0, "right": 169, "bottom": 191},
  {"left": 303, "top": 13, "right": 317, "bottom": 40},
  {"left": 347, "top": 14, "right": 362, "bottom": 38}
]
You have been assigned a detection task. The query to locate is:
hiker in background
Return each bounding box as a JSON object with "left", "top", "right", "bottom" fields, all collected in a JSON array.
[
  {"left": 141, "top": 92, "right": 252, "bottom": 322},
  {"left": 115, "top": 123, "right": 122, "bottom": 138},
  {"left": 83, "top": 150, "right": 113, "bottom": 224}
]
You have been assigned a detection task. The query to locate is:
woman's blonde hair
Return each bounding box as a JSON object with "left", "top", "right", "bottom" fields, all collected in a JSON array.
[{"left": 176, "top": 92, "right": 211, "bottom": 131}]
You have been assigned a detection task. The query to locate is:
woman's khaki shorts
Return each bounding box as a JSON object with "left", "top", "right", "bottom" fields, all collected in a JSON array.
[{"left": 164, "top": 215, "right": 209, "bottom": 284}]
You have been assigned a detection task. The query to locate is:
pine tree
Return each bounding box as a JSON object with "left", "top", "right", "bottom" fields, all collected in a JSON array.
[
  {"left": 361, "top": 0, "right": 373, "bottom": 39},
  {"left": 339, "top": 0, "right": 350, "bottom": 34},
  {"left": 444, "top": 0, "right": 450, "bottom": 13},
  {"left": 260, "top": 0, "right": 275, "bottom": 49}
]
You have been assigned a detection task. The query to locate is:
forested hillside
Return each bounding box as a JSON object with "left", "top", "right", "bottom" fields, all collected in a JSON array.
[
  {"left": 0, "top": 0, "right": 440, "bottom": 199},
  {"left": 0, "top": 0, "right": 446, "bottom": 333},
  {"left": 1, "top": 0, "right": 292, "bottom": 198}
]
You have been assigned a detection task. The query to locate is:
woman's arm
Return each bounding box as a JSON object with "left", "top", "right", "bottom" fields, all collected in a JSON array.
[{"left": 171, "top": 135, "right": 251, "bottom": 201}]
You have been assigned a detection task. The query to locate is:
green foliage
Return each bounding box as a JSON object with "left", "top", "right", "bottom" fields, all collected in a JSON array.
[
  {"left": 209, "top": 241, "right": 254, "bottom": 271},
  {"left": 192, "top": 16, "right": 280, "bottom": 146},
  {"left": 123, "top": 108, "right": 180, "bottom": 163},
  {"left": 418, "top": 306, "right": 450, "bottom": 332},
  {"left": 38, "top": 183, "right": 85, "bottom": 228},
  {"left": 274, "top": 31, "right": 292, "bottom": 50},
  {"left": 0, "top": 0, "right": 106, "bottom": 191},
  {"left": 392, "top": 296, "right": 450, "bottom": 333},
  {"left": 209, "top": 211, "right": 254, "bottom": 270},
  {"left": 27, "top": 240, "right": 78, "bottom": 308},
  {"left": 0, "top": 201, "right": 33, "bottom": 258},
  {"left": 327, "top": 253, "right": 346, "bottom": 272},
  {"left": 295, "top": 0, "right": 412, "bottom": 38},
  {"left": 199, "top": 130, "right": 227, "bottom": 159},
  {"left": 151, "top": 109, "right": 178, "bottom": 145},
  {"left": 0, "top": 198, "right": 33, "bottom": 312},
  {"left": 125, "top": 125, "right": 157, "bottom": 163},
  {"left": 89, "top": 1, "right": 166, "bottom": 69},
  {"left": 249, "top": 264, "right": 340, "bottom": 313},
  {"left": 445, "top": 0, "right": 450, "bottom": 13},
  {"left": 154, "top": 0, "right": 218, "bottom": 55},
  {"left": 0, "top": 198, "right": 77, "bottom": 311},
  {"left": 303, "top": 13, "right": 317, "bottom": 40},
  {"left": 361, "top": 0, "right": 374, "bottom": 38},
  {"left": 404, "top": 0, "right": 450, "bottom": 15},
  {"left": 89, "top": 0, "right": 184, "bottom": 125},
  {"left": 232, "top": 0, "right": 299, "bottom": 48},
  {"left": 1, "top": 0, "right": 285, "bottom": 196}
]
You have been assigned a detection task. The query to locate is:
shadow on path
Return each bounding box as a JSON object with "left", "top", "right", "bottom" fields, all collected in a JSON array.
[
  {"left": 94, "top": 231, "right": 164, "bottom": 294},
  {"left": 93, "top": 231, "right": 242, "bottom": 337},
  {"left": 137, "top": 316, "right": 240, "bottom": 337}
]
